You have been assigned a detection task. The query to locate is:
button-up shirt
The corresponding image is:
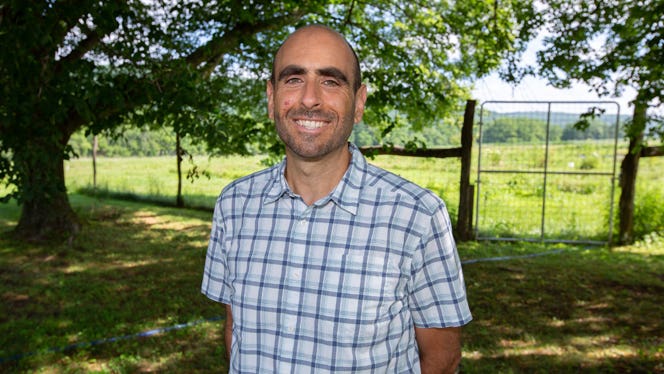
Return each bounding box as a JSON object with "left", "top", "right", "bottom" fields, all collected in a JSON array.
[{"left": 201, "top": 143, "right": 472, "bottom": 373}]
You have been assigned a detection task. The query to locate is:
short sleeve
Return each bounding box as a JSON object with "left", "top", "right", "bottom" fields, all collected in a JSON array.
[
  {"left": 408, "top": 204, "right": 472, "bottom": 328},
  {"left": 201, "top": 198, "right": 233, "bottom": 305}
]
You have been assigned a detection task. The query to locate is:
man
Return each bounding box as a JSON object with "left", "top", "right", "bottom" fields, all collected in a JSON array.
[{"left": 201, "top": 24, "right": 472, "bottom": 373}]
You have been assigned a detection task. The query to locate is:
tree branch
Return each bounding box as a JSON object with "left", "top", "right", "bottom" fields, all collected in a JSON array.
[
  {"left": 344, "top": 0, "right": 356, "bottom": 27},
  {"left": 640, "top": 145, "right": 664, "bottom": 157},
  {"left": 54, "top": 28, "right": 102, "bottom": 72},
  {"left": 359, "top": 145, "right": 462, "bottom": 159},
  {"left": 186, "top": 10, "right": 306, "bottom": 76}
]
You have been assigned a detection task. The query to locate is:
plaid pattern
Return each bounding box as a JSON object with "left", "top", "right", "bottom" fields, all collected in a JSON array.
[{"left": 202, "top": 143, "right": 471, "bottom": 373}]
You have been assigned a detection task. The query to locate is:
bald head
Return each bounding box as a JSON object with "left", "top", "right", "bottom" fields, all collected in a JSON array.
[{"left": 270, "top": 25, "right": 362, "bottom": 92}]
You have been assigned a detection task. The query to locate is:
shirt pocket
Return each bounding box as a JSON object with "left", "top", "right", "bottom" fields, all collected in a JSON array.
[{"left": 320, "top": 252, "right": 403, "bottom": 345}]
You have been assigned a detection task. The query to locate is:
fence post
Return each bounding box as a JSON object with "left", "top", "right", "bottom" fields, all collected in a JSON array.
[{"left": 456, "top": 99, "right": 476, "bottom": 241}]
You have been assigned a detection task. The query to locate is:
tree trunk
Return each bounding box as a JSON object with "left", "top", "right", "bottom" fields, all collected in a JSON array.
[
  {"left": 457, "top": 99, "right": 476, "bottom": 241},
  {"left": 92, "top": 135, "right": 98, "bottom": 192},
  {"left": 13, "top": 134, "right": 80, "bottom": 242},
  {"left": 618, "top": 96, "right": 648, "bottom": 244},
  {"left": 176, "top": 131, "right": 184, "bottom": 208}
]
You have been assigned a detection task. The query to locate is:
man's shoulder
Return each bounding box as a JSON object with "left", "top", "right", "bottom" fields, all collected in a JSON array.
[
  {"left": 219, "top": 164, "right": 279, "bottom": 198},
  {"left": 362, "top": 162, "right": 444, "bottom": 214}
]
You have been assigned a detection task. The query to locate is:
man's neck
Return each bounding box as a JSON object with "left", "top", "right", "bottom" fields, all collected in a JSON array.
[{"left": 284, "top": 147, "right": 352, "bottom": 206}]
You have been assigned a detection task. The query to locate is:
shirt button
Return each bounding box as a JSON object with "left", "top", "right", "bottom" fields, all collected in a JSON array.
[{"left": 292, "top": 271, "right": 301, "bottom": 279}]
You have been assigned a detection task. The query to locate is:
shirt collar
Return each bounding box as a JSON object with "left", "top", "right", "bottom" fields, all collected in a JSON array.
[
  {"left": 327, "top": 143, "right": 364, "bottom": 215},
  {"left": 263, "top": 143, "right": 366, "bottom": 215},
  {"left": 264, "top": 161, "right": 291, "bottom": 204}
]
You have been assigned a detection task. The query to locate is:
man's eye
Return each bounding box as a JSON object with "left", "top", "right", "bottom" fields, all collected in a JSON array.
[
  {"left": 323, "top": 79, "right": 340, "bottom": 86},
  {"left": 285, "top": 77, "right": 302, "bottom": 84}
]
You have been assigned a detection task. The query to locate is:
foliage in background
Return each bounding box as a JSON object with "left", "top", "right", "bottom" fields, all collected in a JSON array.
[
  {"left": 633, "top": 186, "right": 664, "bottom": 240},
  {"left": 0, "top": 0, "right": 536, "bottom": 240},
  {"left": 67, "top": 112, "right": 631, "bottom": 158},
  {"left": 501, "top": 0, "right": 664, "bottom": 243},
  {"left": 68, "top": 127, "right": 206, "bottom": 157}
]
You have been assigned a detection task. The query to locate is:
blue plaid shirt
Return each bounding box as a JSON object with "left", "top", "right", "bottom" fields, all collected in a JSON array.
[{"left": 202, "top": 143, "right": 472, "bottom": 373}]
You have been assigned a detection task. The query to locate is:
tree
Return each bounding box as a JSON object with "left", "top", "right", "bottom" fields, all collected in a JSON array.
[
  {"left": 1, "top": 0, "right": 533, "bottom": 241},
  {"left": 482, "top": 117, "right": 548, "bottom": 143},
  {"left": 503, "top": 0, "right": 663, "bottom": 243}
]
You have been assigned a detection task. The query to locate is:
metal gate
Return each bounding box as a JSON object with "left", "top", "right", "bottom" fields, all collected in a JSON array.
[{"left": 474, "top": 101, "right": 621, "bottom": 244}]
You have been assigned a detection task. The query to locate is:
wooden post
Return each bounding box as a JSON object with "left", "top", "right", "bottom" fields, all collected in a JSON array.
[
  {"left": 456, "top": 100, "right": 476, "bottom": 241},
  {"left": 92, "top": 135, "right": 98, "bottom": 192},
  {"left": 176, "top": 131, "right": 184, "bottom": 208}
]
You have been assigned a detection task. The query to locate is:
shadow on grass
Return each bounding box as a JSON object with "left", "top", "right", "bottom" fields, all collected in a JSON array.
[
  {"left": 1, "top": 195, "right": 663, "bottom": 373},
  {"left": 0, "top": 195, "right": 226, "bottom": 373},
  {"left": 460, "top": 249, "right": 664, "bottom": 373}
]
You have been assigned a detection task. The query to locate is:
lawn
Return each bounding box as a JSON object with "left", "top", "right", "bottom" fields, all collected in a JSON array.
[{"left": 1, "top": 194, "right": 663, "bottom": 373}]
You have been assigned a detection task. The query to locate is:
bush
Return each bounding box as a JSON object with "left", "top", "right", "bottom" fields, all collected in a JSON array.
[
  {"left": 579, "top": 155, "right": 600, "bottom": 170},
  {"left": 633, "top": 186, "right": 664, "bottom": 240}
]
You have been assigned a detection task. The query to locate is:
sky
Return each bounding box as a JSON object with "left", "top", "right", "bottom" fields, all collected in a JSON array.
[
  {"left": 470, "top": 33, "right": 638, "bottom": 116},
  {"left": 472, "top": 73, "right": 636, "bottom": 115}
]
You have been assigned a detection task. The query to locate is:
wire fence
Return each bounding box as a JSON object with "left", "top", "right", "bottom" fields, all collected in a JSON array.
[{"left": 475, "top": 101, "right": 622, "bottom": 244}]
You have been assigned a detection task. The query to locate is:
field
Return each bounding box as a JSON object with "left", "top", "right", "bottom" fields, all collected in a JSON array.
[
  {"left": 62, "top": 141, "right": 663, "bottom": 241},
  {"left": 475, "top": 140, "right": 620, "bottom": 242},
  {"left": 1, "top": 146, "right": 663, "bottom": 373}
]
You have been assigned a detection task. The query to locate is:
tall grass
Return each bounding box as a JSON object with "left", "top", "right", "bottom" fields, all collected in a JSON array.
[
  {"left": 633, "top": 156, "right": 664, "bottom": 238},
  {"left": 65, "top": 155, "right": 265, "bottom": 210},
  {"left": 62, "top": 143, "right": 663, "bottom": 242},
  {"left": 64, "top": 154, "right": 464, "bottom": 217}
]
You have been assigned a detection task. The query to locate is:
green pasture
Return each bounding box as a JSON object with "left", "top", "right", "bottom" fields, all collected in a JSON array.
[
  {"left": 60, "top": 141, "right": 663, "bottom": 241},
  {"left": 63, "top": 153, "right": 464, "bottom": 214},
  {"left": 473, "top": 141, "right": 663, "bottom": 242},
  {"left": 1, "top": 195, "right": 663, "bottom": 373}
]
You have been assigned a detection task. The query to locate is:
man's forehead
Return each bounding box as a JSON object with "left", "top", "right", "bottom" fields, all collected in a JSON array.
[{"left": 275, "top": 26, "right": 354, "bottom": 67}]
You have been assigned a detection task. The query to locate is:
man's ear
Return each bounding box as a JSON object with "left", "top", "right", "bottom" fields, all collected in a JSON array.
[
  {"left": 353, "top": 84, "right": 367, "bottom": 124},
  {"left": 266, "top": 80, "right": 275, "bottom": 120}
]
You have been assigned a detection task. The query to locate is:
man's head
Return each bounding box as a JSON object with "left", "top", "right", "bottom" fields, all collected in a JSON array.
[
  {"left": 271, "top": 25, "right": 362, "bottom": 93},
  {"left": 267, "top": 25, "right": 367, "bottom": 162}
]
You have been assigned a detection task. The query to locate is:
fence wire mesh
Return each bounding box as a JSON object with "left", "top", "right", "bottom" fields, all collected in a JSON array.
[{"left": 475, "top": 101, "right": 621, "bottom": 244}]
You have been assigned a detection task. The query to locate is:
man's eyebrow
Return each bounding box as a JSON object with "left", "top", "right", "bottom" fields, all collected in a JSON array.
[
  {"left": 277, "top": 65, "right": 307, "bottom": 82},
  {"left": 277, "top": 65, "right": 350, "bottom": 86},
  {"left": 316, "top": 67, "right": 350, "bottom": 86}
]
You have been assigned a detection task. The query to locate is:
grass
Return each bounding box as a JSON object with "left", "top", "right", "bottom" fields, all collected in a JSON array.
[
  {"left": 1, "top": 195, "right": 663, "bottom": 373},
  {"left": 0, "top": 196, "right": 227, "bottom": 373},
  {"left": 60, "top": 142, "right": 663, "bottom": 242},
  {"left": 461, "top": 241, "right": 664, "bottom": 373},
  {"left": 63, "top": 154, "right": 463, "bottom": 214},
  {"left": 1, "top": 149, "right": 662, "bottom": 372}
]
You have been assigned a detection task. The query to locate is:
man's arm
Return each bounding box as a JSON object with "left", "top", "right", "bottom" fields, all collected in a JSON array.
[
  {"left": 415, "top": 326, "right": 462, "bottom": 374},
  {"left": 224, "top": 304, "right": 233, "bottom": 361}
]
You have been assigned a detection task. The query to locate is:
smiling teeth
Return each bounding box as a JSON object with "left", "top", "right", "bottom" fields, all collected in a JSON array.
[{"left": 297, "top": 120, "right": 326, "bottom": 129}]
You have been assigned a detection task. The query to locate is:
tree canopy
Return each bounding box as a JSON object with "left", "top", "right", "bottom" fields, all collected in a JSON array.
[
  {"left": 0, "top": 0, "right": 533, "bottom": 240},
  {"left": 515, "top": 0, "right": 663, "bottom": 243}
]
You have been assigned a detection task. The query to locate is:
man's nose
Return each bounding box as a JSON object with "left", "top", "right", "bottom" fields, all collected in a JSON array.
[{"left": 300, "top": 80, "right": 322, "bottom": 109}]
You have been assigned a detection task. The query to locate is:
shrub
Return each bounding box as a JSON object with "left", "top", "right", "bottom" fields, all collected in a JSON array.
[
  {"left": 633, "top": 186, "right": 664, "bottom": 240},
  {"left": 579, "top": 156, "right": 599, "bottom": 170}
]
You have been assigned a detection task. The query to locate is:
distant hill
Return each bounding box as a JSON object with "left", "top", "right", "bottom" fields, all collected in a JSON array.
[{"left": 480, "top": 111, "right": 631, "bottom": 127}]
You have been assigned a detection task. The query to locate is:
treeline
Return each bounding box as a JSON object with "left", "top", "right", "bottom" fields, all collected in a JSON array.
[
  {"left": 480, "top": 117, "right": 625, "bottom": 144},
  {"left": 68, "top": 115, "right": 627, "bottom": 158},
  {"left": 68, "top": 127, "right": 208, "bottom": 157},
  {"left": 69, "top": 121, "right": 464, "bottom": 158}
]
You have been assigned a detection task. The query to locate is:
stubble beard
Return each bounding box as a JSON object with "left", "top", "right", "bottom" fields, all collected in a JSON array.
[{"left": 274, "top": 107, "right": 356, "bottom": 161}]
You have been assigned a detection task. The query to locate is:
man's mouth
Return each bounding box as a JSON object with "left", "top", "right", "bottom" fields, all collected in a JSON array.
[{"left": 295, "top": 119, "right": 327, "bottom": 130}]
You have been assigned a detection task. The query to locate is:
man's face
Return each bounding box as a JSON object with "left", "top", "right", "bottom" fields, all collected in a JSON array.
[{"left": 267, "top": 27, "right": 367, "bottom": 162}]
